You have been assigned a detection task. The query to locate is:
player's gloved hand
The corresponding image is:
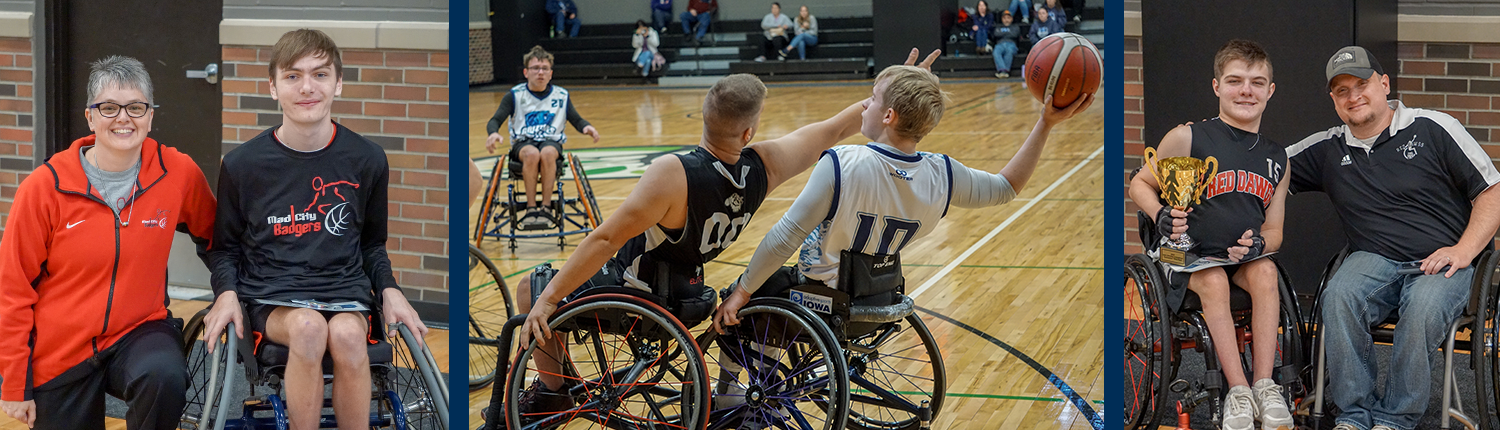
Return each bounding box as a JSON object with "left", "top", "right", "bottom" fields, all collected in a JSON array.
[
  {"left": 1155, "top": 206, "right": 1188, "bottom": 241},
  {"left": 1227, "top": 229, "right": 1266, "bottom": 263}
]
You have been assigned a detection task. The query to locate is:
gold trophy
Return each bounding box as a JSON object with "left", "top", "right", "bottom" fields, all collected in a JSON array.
[{"left": 1144, "top": 147, "right": 1218, "bottom": 266}]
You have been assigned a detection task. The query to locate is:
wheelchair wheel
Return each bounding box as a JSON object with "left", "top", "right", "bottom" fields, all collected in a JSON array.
[
  {"left": 843, "top": 313, "right": 945, "bottom": 430},
  {"left": 699, "top": 298, "right": 850, "bottom": 430},
  {"left": 469, "top": 243, "right": 512, "bottom": 391},
  {"left": 502, "top": 293, "right": 710, "bottom": 430},
  {"left": 567, "top": 153, "right": 603, "bottom": 229},
  {"left": 383, "top": 322, "right": 449, "bottom": 429},
  {"left": 1473, "top": 251, "right": 1500, "bottom": 430},
  {"left": 180, "top": 310, "right": 238, "bottom": 430},
  {"left": 1124, "top": 253, "right": 1175, "bottom": 430},
  {"left": 473, "top": 154, "right": 508, "bottom": 247}
]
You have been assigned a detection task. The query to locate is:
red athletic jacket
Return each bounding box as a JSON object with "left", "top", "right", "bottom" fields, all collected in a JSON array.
[{"left": 0, "top": 136, "right": 216, "bottom": 401}]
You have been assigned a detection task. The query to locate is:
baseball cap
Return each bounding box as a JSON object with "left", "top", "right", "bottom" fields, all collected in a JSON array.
[{"left": 1326, "top": 46, "right": 1385, "bottom": 85}]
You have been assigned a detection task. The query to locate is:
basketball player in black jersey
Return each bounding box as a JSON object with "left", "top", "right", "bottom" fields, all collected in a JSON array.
[
  {"left": 1128, "top": 40, "right": 1293, "bottom": 430},
  {"left": 497, "top": 49, "right": 942, "bottom": 420}
]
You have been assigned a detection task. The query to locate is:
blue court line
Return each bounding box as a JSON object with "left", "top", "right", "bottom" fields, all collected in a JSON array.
[{"left": 916, "top": 305, "right": 1103, "bottom": 430}]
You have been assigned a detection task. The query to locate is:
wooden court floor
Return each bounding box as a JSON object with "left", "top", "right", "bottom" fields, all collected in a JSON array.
[
  {"left": 0, "top": 299, "right": 450, "bottom": 430},
  {"left": 466, "top": 79, "right": 1104, "bottom": 429}
]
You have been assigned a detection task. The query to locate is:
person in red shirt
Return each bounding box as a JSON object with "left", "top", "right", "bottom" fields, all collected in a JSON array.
[{"left": 0, "top": 56, "right": 217, "bottom": 429}]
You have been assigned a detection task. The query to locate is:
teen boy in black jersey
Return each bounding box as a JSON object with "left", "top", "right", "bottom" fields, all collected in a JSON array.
[
  {"left": 1128, "top": 40, "right": 1293, "bottom": 430},
  {"left": 498, "top": 49, "right": 943, "bottom": 421},
  {"left": 201, "top": 29, "right": 429, "bottom": 430}
]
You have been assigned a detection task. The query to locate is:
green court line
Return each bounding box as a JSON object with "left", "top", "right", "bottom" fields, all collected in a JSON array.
[{"left": 850, "top": 388, "right": 1101, "bottom": 404}]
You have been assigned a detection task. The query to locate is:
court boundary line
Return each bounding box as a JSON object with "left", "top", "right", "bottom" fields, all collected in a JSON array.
[{"left": 908, "top": 145, "right": 1103, "bottom": 299}]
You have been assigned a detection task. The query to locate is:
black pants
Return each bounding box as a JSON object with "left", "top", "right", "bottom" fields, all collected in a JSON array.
[
  {"left": 31, "top": 319, "right": 187, "bottom": 430},
  {"left": 762, "top": 35, "right": 789, "bottom": 57}
]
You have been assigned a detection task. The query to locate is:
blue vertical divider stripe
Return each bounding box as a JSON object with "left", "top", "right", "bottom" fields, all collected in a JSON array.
[
  {"left": 448, "top": 3, "right": 470, "bottom": 428},
  {"left": 1104, "top": 2, "right": 1123, "bottom": 425}
]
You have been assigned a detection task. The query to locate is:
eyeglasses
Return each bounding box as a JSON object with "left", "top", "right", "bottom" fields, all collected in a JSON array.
[
  {"left": 88, "top": 102, "right": 152, "bottom": 118},
  {"left": 526, "top": 66, "right": 553, "bottom": 72}
]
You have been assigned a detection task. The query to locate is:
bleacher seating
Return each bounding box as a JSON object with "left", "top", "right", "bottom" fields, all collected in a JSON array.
[{"left": 504, "top": 7, "right": 1103, "bottom": 85}]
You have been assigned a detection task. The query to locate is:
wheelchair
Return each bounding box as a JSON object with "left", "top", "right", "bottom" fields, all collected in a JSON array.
[
  {"left": 179, "top": 301, "right": 448, "bottom": 429},
  {"left": 700, "top": 254, "right": 945, "bottom": 430},
  {"left": 479, "top": 263, "right": 850, "bottom": 430},
  {"left": 469, "top": 243, "right": 515, "bottom": 391},
  {"left": 1123, "top": 211, "right": 1308, "bottom": 430},
  {"left": 1304, "top": 248, "right": 1500, "bottom": 430},
  {"left": 473, "top": 148, "right": 603, "bottom": 251}
]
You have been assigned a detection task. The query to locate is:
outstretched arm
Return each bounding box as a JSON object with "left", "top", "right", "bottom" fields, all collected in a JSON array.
[
  {"left": 998, "top": 93, "right": 1093, "bottom": 192},
  {"left": 520, "top": 156, "right": 685, "bottom": 347},
  {"left": 750, "top": 48, "right": 941, "bottom": 193}
]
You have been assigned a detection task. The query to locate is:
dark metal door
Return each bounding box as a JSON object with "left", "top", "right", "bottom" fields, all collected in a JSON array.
[{"left": 46, "top": 1, "right": 223, "bottom": 187}]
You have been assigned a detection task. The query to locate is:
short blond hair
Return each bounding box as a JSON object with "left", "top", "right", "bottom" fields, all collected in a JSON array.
[
  {"left": 874, "top": 65, "right": 949, "bottom": 141},
  {"left": 702, "top": 74, "right": 767, "bottom": 142}
]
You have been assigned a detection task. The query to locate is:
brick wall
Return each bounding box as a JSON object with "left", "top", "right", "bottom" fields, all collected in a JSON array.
[
  {"left": 0, "top": 36, "right": 33, "bottom": 236},
  {"left": 470, "top": 27, "right": 493, "bottom": 84},
  {"left": 1123, "top": 35, "right": 1144, "bottom": 254},
  {"left": 219, "top": 45, "right": 451, "bottom": 306}
]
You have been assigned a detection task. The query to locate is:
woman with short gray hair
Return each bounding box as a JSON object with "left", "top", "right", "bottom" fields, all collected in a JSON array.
[{"left": 0, "top": 55, "right": 217, "bottom": 429}]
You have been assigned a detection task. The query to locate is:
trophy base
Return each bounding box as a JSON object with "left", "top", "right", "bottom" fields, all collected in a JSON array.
[{"left": 1159, "top": 247, "right": 1197, "bottom": 267}]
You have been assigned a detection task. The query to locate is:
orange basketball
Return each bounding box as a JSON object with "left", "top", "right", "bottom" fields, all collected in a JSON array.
[{"left": 1024, "top": 32, "right": 1102, "bottom": 108}]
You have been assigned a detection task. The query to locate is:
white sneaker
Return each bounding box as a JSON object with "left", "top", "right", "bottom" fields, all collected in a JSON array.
[
  {"left": 1331, "top": 424, "right": 1359, "bottom": 430},
  {"left": 754, "top": 56, "right": 766, "bottom": 62},
  {"left": 1371, "top": 426, "right": 1396, "bottom": 430},
  {"left": 1252, "top": 378, "right": 1294, "bottom": 430},
  {"left": 1221, "top": 385, "right": 1256, "bottom": 430},
  {"left": 713, "top": 384, "right": 747, "bottom": 410}
]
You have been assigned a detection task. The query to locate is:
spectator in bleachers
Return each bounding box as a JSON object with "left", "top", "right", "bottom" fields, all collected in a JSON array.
[
  {"left": 992, "top": 10, "right": 1020, "bottom": 78},
  {"left": 547, "top": 0, "right": 581, "bottom": 38},
  {"left": 971, "top": 0, "right": 995, "bottom": 54},
  {"left": 782, "top": 5, "right": 818, "bottom": 60},
  {"left": 1028, "top": 7, "right": 1062, "bottom": 43},
  {"left": 757, "top": 2, "right": 793, "bottom": 62},
  {"left": 632, "top": 20, "right": 661, "bottom": 77},
  {"left": 1007, "top": 0, "right": 1032, "bottom": 23},
  {"left": 1039, "top": 0, "right": 1066, "bottom": 29},
  {"left": 651, "top": 0, "right": 673, "bottom": 34},
  {"left": 679, "top": 0, "right": 717, "bottom": 43}
]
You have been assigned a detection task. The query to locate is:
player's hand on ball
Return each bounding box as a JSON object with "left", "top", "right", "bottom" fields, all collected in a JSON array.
[
  {"left": 582, "top": 125, "right": 601, "bottom": 143},
  {"left": 1041, "top": 93, "right": 1093, "bottom": 127},
  {"left": 486, "top": 133, "right": 504, "bottom": 153}
]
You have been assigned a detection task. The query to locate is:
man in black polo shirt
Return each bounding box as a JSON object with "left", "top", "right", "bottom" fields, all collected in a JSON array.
[{"left": 1288, "top": 46, "right": 1500, "bottom": 430}]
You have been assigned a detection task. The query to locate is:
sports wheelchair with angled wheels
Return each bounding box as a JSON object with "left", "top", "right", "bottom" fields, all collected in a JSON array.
[
  {"left": 479, "top": 262, "right": 850, "bottom": 430},
  {"left": 1304, "top": 248, "right": 1500, "bottom": 430},
  {"left": 473, "top": 150, "right": 603, "bottom": 251},
  {"left": 1123, "top": 211, "right": 1308, "bottom": 430},
  {"left": 469, "top": 243, "right": 515, "bottom": 391},
  {"left": 179, "top": 300, "right": 448, "bottom": 430},
  {"left": 702, "top": 251, "right": 942, "bottom": 430}
]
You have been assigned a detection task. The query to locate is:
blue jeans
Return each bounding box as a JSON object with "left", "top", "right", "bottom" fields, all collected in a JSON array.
[
  {"left": 1323, "top": 251, "right": 1473, "bottom": 430},
  {"left": 787, "top": 33, "right": 817, "bottom": 59},
  {"left": 553, "top": 11, "right": 580, "bottom": 37},
  {"left": 651, "top": 8, "right": 672, "bottom": 32},
  {"left": 680, "top": 11, "right": 711, "bottom": 40},
  {"left": 992, "top": 39, "right": 1017, "bottom": 73},
  {"left": 636, "top": 51, "right": 653, "bottom": 76},
  {"left": 974, "top": 26, "right": 991, "bottom": 48},
  {"left": 1007, "top": 0, "right": 1031, "bottom": 20}
]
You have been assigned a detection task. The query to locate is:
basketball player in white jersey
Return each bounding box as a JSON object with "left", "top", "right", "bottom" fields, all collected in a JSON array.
[
  {"left": 713, "top": 67, "right": 1092, "bottom": 327},
  {"left": 485, "top": 45, "right": 600, "bottom": 227}
]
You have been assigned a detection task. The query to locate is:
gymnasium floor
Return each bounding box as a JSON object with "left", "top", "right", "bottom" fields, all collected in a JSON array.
[{"left": 466, "top": 78, "right": 1104, "bottom": 429}]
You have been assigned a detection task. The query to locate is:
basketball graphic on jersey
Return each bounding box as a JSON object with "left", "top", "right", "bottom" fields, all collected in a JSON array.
[{"left": 325, "top": 202, "right": 352, "bottom": 236}]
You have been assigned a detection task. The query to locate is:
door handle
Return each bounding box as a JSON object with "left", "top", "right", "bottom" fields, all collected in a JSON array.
[{"left": 186, "top": 64, "right": 219, "bottom": 84}]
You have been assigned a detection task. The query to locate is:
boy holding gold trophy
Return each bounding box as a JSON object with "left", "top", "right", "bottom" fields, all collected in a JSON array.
[{"left": 1128, "top": 39, "right": 1294, "bottom": 430}]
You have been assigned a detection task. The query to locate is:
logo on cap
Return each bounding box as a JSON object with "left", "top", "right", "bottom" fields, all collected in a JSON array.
[{"left": 1334, "top": 52, "right": 1355, "bottom": 65}]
